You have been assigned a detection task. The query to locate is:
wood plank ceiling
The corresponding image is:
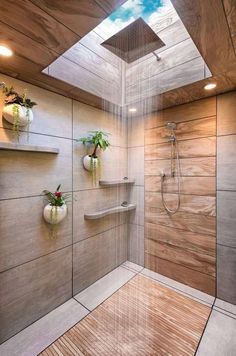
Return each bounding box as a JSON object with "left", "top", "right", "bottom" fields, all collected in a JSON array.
[{"left": 0, "top": 0, "right": 236, "bottom": 114}]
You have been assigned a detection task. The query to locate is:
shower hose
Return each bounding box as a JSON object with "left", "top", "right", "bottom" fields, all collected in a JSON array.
[{"left": 160, "top": 137, "right": 181, "bottom": 214}]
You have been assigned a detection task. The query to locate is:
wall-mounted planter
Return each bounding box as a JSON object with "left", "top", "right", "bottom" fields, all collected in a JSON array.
[
  {"left": 3, "top": 104, "right": 33, "bottom": 127},
  {"left": 43, "top": 204, "right": 67, "bottom": 225},
  {"left": 83, "top": 155, "right": 99, "bottom": 171}
]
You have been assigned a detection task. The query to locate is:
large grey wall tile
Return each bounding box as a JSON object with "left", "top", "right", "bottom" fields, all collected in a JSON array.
[
  {"left": 217, "top": 91, "right": 236, "bottom": 136},
  {"left": 128, "top": 185, "right": 144, "bottom": 226},
  {"left": 217, "top": 135, "right": 236, "bottom": 191},
  {"left": 128, "top": 115, "right": 144, "bottom": 147},
  {"left": 196, "top": 310, "right": 236, "bottom": 356},
  {"left": 0, "top": 299, "right": 88, "bottom": 356},
  {"left": 217, "top": 245, "right": 236, "bottom": 304},
  {"left": 73, "top": 101, "right": 127, "bottom": 147},
  {"left": 128, "top": 146, "right": 144, "bottom": 186},
  {"left": 73, "top": 187, "right": 127, "bottom": 243},
  {"left": 73, "top": 143, "right": 128, "bottom": 190},
  {"left": 217, "top": 191, "right": 236, "bottom": 248},
  {"left": 0, "top": 129, "right": 72, "bottom": 199},
  {"left": 74, "top": 266, "right": 134, "bottom": 311},
  {"left": 128, "top": 224, "right": 144, "bottom": 266},
  {"left": 0, "top": 74, "right": 72, "bottom": 139},
  {"left": 73, "top": 224, "right": 127, "bottom": 294},
  {"left": 0, "top": 196, "right": 72, "bottom": 272},
  {"left": 0, "top": 247, "right": 72, "bottom": 343}
]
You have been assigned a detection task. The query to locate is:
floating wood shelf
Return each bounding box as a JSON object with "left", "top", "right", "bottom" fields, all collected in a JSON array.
[
  {"left": 0, "top": 141, "right": 59, "bottom": 154},
  {"left": 99, "top": 178, "right": 135, "bottom": 186},
  {"left": 84, "top": 204, "right": 136, "bottom": 220}
]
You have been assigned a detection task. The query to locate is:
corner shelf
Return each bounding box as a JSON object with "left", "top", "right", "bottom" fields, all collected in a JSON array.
[
  {"left": 84, "top": 203, "right": 136, "bottom": 220},
  {"left": 99, "top": 178, "right": 135, "bottom": 186},
  {"left": 0, "top": 141, "right": 59, "bottom": 154}
]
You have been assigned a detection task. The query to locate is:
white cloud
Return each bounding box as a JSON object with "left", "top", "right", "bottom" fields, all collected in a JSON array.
[{"left": 147, "top": 0, "right": 177, "bottom": 27}]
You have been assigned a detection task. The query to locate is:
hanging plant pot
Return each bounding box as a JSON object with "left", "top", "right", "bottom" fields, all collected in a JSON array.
[
  {"left": 3, "top": 104, "right": 34, "bottom": 127},
  {"left": 83, "top": 155, "right": 99, "bottom": 172},
  {"left": 43, "top": 204, "right": 67, "bottom": 225}
]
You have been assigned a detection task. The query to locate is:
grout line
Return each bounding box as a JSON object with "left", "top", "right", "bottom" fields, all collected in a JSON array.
[
  {"left": 144, "top": 219, "right": 216, "bottom": 237},
  {"left": 72, "top": 298, "right": 91, "bottom": 313},
  {"left": 146, "top": 236, "right": 215, "bottom": 258},
  {"left": 144, "top": 134, "right": 216, "bottom": 146},
  {"left": 71, "top": 99, "right": 74, "bottom": 299},
  {"left": 217, "top": 242, "right": 236, "bottom": 250},
  {"left": 145, "top": 253, "right": 215, "bottom": 279},
  {"left": 194, "top": 306, "right": 214, "bottom": 355},
  {"left": 144, "top": 115, "right": 216, "bottom": 132},
  {"left": 0, "top": 191, "right": 73, "bottom": 202},
  {"left": 215, "top": 96, "right": 218, "bottom": 299},
  {"left": 217, "top": 132, "right": 236, "bottom": 138},
  {"left": 0, "top": 244, "right": 72, "bottom": 275},
  {"left": 73, "top": 223, "right": 127, "bottom": 246}
]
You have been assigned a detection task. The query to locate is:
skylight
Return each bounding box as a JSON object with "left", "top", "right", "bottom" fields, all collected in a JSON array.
[
  {"left": 95, "top": 0, "right": 174, "bottom": 39},
  {"left": 42, "top": 0, "right": 211, "bottom": 106}
]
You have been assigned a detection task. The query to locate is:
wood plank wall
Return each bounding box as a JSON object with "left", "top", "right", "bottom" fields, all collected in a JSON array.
[{"left": 144, "top": 97, "right": 216, "bottom": 295}]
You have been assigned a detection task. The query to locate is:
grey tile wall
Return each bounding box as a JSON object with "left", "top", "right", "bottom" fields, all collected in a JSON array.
[
  {"left": 127, "top": 116, "right": 145, "bottom": 266},
  {"left": 217, "top": 91, "right": 236, "bottom": 305},
  {"left": 0, "top": 74, "right": 128, "bottom": 343}
]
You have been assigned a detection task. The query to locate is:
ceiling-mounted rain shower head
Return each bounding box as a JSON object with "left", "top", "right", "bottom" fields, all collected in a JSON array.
[
  {"left": 166, "top": 122, "right": 177, "bottom": 130},
  {"left": 101, "top": 18, "right": 165, "bottom": 63}
]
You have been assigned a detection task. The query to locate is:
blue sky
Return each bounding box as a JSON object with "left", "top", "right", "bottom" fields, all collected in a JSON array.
[
  {"left": 95, "top": 0, "right": 173, "bottom": 38},
  {"left": 110, "top": 0, "right": 164, "bottom": 22}
]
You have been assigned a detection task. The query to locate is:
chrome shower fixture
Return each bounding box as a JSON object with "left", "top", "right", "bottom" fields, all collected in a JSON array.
[
  {"left": 160, "top": 121, "right": 181, "bottom": 214},
  {"left": 166, "top": 122, "right": 177, "bottom": 130},
  {"left": 0, "top": 82, "right": 6, "bottom": 89}
]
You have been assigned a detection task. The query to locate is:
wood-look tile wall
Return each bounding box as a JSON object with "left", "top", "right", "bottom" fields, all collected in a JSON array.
[
  {"left": 144, "top": 97, "right": 217, "bottom": 295},
  {"left": 0, "top": 74, "right": 128, "bottom": 343}
]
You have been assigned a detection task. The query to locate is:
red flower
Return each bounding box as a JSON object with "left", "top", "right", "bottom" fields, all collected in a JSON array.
[{"left": 55, "top": 191, "right": 62, "bottom": 198}]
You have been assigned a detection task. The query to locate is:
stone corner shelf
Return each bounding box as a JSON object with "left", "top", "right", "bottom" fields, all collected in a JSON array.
[
  {"left": 99, "top": 178, "right": 135, "bottom": 186},
  {"left": 0, "top": 141, "right": 59, "bottom": 154},
  {"left": 84, "top": 204, "right": 136, "bottom": 220}
]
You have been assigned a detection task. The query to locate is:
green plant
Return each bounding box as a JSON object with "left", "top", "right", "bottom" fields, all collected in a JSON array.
[
  {"left": 42, "top": 184, "right": 69, "bottom": 207},
  {"left": 78, "top": 131, "right": 110, "bottom": 158},
  {"left": 2, "top": 85, "right": 37, "bottom": 140},
  {"left": 42, "top": 185, "right": 70, "bottom": 238}
]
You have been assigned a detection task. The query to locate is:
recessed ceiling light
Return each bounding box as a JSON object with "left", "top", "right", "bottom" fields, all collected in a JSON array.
[
  {"left": 129, "top": 108, "right": 137, "bottom": 113},
  {"left": 204, "top": 83, "right": 216, "bottom": 90},
  {"left": 0, "top": 45, "right": 13, "bottom": 57}
]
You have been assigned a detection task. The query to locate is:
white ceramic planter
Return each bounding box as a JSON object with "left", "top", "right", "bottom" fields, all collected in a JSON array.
[
  {"left": 3, "top": 104, "right": 33, "bottom": 127},
  {"left": 83, "top": 155, "right": 99, "bottom": 171},
  {"left": 43, "top": 204, "right": 67, "bottom": 225}
]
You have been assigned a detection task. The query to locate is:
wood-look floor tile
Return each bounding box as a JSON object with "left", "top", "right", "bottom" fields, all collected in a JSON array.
[{"left": 41, "top": 274, "right": 211, "bottom": 356}]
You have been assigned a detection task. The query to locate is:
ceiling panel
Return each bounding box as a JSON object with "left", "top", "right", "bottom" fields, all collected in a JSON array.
[
  {"left": 0, "top": 0, "right": 79, "bottom": 54},
  {"left": 95, "top": 0, "right": 127, "bottom": 14},
  {"left": 30, "top": 0, "right": 108, "bottom": 37},
  {"left": 171, "top": 0, "right": 236, "bottom": 74},
  {"left": 0, "top": 21, "right": 56, "bottom": 68}
]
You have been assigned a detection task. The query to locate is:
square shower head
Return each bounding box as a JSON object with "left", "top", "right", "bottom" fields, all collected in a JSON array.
[{"left": 101, "top": 17, "right": 165, "bottom": 63}]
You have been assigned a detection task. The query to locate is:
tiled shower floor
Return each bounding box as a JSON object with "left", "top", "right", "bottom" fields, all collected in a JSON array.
[{"left": 1, "top": 262, "right": 236, "bottom": 356}]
